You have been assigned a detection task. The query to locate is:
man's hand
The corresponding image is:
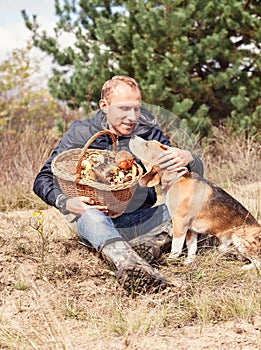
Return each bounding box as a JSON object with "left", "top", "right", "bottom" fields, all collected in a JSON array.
[
  {"left": 155, "top": 146, "right": 194, "bottom": 172},
  {"left": 66, "top": 196, "right": 108, "bottom": 216}
]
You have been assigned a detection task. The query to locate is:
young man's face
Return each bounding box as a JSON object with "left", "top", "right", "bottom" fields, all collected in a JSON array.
[{"left": 99, "top": 84, "right": 141, "bottom": 136}]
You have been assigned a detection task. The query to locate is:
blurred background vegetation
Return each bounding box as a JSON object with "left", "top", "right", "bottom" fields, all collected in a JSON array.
[{"left": 0, "top": 0, "right": 260, "bottom": 211}]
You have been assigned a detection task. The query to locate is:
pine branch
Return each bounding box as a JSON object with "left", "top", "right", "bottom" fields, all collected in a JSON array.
[{"left": 242, "top": 0, "right": 251, "bottom": 10}]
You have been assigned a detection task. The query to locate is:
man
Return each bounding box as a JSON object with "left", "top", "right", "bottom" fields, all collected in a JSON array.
[{"left": 33, "top": 76, "right": 204, "bottom": 294}]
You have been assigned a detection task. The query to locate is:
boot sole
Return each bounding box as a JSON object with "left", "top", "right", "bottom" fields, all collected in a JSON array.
[
  {"left": 116, "top": 265, "right": 168, "bottom": 294},
  {"left": 129, "top": 232, "right": 172, "bottom": 264},
  {"left": 130, "top": 242, "right": 161, "bottom": 264}
]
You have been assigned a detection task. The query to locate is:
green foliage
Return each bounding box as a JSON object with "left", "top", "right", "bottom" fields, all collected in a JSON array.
[{"left": 22, "top": 0, "right": 260, "bottom": 137}]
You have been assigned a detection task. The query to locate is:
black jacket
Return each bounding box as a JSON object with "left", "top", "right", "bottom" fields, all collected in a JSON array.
[{"left": 33, "top": 107, "right": 203, "bottom": 212}]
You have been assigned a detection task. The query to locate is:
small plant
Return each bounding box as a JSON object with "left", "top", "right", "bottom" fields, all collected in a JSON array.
[
  {"left": 14, "top": 280, "right": 29, "bottom": 291},
  {"left": 63, "top": 299, "right": 85, "bottom": 320},
  {"left": 30, "top": 210, "right": 50, "bottom": 262}
]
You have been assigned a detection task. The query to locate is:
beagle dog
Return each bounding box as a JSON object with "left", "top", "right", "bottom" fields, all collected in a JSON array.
[{"left": 129, "top": 135, "right": 261, "bottom": 269}]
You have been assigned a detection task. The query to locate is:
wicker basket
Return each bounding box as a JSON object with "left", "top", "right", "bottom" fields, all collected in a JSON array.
[{"left": 51, "top": 130, "right": 143, "bottom": 218}]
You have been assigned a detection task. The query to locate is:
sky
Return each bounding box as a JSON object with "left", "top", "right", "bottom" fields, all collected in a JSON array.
[{"left": 0, "top": 0, "right": 59, "bottom": 84}]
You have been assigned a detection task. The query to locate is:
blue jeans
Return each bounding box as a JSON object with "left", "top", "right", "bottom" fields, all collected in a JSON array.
[{"left": 76, "top": 204, "right": 170, "bottom": 250}]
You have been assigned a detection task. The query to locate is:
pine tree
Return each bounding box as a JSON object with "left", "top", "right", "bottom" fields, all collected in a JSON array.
[{"left": 22, "top": 0, "right": 260, "bottom": 137}]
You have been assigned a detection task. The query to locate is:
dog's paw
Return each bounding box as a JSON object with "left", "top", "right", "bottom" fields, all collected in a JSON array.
[
  {"left": 184, "top": 256, "right": 196, "bottom": 265},
  {"left": 241, "top": 260, "right": 261, "bottom": 271},
  {"left": 166, "top": 252, "right": 181, "bottom": 264}
]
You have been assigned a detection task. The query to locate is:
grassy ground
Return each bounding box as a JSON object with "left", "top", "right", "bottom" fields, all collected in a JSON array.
[{"left": 0, "top": 207, "right": 260, "bottom": 349}]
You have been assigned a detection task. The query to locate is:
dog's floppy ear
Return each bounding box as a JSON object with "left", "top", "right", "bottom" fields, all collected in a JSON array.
[
  {"left": 139, "top": 166, "right": 161, "bottom": 187},
  {"left": 140, "top": 159, "right": 153, "bottom": 173}
]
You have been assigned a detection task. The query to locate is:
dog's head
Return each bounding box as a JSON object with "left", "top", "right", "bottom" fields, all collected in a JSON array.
[{"left": 129, "top": 135, "right": 169, "bottom": 187}]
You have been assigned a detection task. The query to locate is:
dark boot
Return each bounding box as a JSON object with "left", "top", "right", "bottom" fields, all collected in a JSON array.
[
  {"left": 101, "top": 238, "right": 169, "bottom": 294},
  {"left": 129, "top": 221, "right": 172, "bottom": 264}
]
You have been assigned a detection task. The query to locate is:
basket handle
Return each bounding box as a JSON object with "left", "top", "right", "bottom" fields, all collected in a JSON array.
[{"left": 75, "top": 130, "right": 117, "bottom": 183}]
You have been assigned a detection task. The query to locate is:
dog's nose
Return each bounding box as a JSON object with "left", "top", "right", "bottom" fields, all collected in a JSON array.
[{"left": 131, "top": 135, "right": 136, "bottom": 139}]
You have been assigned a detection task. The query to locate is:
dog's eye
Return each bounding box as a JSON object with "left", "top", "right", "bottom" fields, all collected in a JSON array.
[{"left": 145, "top": 142, "right": 149, "bottom": 148}]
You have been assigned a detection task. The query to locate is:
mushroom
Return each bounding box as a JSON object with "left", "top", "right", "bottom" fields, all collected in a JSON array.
[{"left": 115, "top": 150, "right": 134, "bottom": 169}]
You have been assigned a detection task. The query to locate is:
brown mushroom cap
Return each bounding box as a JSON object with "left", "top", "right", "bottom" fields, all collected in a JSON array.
[{"left": 115, "top": 150, "right": 134, "bottom": 169}]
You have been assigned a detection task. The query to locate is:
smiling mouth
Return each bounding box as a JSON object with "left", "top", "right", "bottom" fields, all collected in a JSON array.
[
  {"left": 111, "top": 122, "right": 137, "bottom": 130},
  {"left": 122, "top": 122, "right": 136, "bottom": 127}
]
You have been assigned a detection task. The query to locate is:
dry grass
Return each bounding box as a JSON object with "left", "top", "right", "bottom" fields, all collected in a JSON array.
[
  {"left": 0, "top": 209, "right": 260, "bottom": 349},
  {"left": 0, "top": 124, "right": 260, "bottom": 349},
  {"left": 202, "top": 126, "right": 261, "bottom": 220},
  {"left": 203, "top": 126, "right": 261, "bottom": 185},
  {"left": 0, "top": 125, "right": 58, "bottom": 210}
]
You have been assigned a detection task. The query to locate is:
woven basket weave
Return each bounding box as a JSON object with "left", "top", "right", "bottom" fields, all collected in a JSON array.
[{"left": 51, "top": 130, "right": 143, "bottom": 218}]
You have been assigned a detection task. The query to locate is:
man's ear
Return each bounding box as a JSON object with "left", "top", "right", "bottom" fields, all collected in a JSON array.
[
  {"left": 99, "top": 98, "right": 109, "bottom": 112},
  {"left": 139, "top": 166, "right": 161, "bottom": 187}
]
